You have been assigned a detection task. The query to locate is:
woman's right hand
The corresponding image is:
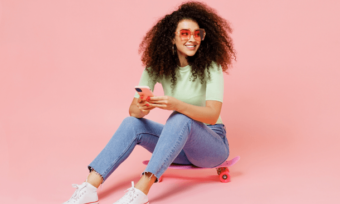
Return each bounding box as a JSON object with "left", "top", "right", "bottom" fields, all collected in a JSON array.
[{"left": 137, "top": 95, "right": 155, "bottom": 114}]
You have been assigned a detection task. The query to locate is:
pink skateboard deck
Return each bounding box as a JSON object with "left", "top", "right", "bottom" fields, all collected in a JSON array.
[{"left": 143, "top": 156, "right": 240, "bottom": 183}]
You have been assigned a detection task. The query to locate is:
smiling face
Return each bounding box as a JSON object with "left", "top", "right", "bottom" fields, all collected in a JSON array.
[{"left": 173, "top": 19, "right": 202, "bottom": 66}]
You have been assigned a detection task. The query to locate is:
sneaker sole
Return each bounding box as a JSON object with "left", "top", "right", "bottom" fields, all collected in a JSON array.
[{"left": 85, "top": 201, "right": 99, "bottom": 204}]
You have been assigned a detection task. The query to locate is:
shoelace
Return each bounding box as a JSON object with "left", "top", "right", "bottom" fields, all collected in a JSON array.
[
  {"left": 68, "top": 183, "right": 87, "bottom": 203},
  {"left": 118, "top": 181, "right": 139, "bottom": 204}
]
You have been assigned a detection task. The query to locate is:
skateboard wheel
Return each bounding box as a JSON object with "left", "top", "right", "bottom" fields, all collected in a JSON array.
[{"left": 219, "top": 172, "right": 230, "bottom": 183}]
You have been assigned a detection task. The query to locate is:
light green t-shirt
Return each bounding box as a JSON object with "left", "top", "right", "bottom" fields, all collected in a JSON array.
[{"left": 134, "top": 61, "right": 224, "bottom": 125}]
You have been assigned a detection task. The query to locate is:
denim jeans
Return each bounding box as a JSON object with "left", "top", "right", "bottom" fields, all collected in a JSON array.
[{"left": 88, "top": 111, "right": 229, "bottom": 183}]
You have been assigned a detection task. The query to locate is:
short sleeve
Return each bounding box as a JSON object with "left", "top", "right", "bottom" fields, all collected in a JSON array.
[
  {"left": 205, "top": 62, "right": 224, "bottom": 102},
  {"left": 134, "top": 68, "right": 157, "bottom": 98}
]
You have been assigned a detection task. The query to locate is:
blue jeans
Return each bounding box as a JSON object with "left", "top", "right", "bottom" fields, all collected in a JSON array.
[{"left": 88, "top": 111, "right": 229, "bottom": 183}]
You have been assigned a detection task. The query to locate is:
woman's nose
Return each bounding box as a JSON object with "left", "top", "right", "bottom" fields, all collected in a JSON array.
[{"left": 188, "top": 33, "right": 196, "bottom": 42}]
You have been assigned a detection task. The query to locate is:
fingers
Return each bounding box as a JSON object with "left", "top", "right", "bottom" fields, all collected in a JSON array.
[
  {"left": 148, "top": 103, "right": 167, "bottom": 108},
  {"left": 138, "top": 95, "right": 144, "bottom": 103},
  {"left": 138, "top": 100, "right": 148, "bottom": 106},
  {"left": 148, "top": 100, "right": 168, "bottom": 105},
  {"left": 149, "top": 96, "right": 167, "bottom": 101},
  {"left": 137, "top": 100, "right": 154, "bottom": 112},
  {"left": 144, "top": 106, "right": 155, "bottom": 111},
  {"left": 138, "top": 95, "right": 152, "bottom": 103},
  {"left": 137, "top": 95, "right": 162, "bottom": 112}
]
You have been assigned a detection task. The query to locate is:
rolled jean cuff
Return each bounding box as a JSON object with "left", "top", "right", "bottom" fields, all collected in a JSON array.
[{"left": 140, "top": 171, "right": 160, "bottom": 183}]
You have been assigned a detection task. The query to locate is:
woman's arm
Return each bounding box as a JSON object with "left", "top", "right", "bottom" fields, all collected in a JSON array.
[
  {"left": 176, "top": 100, "right": 222, "bottom": 125},
  {"left": 148, "top": 96, "right": 222, "bottom": 125}
]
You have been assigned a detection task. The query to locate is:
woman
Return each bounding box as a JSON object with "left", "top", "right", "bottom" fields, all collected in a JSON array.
[{"left": 63, "top": 1, "right": 235, "bottom": 204}]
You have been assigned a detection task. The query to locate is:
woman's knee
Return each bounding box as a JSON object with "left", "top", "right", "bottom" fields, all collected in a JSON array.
[
  {"left": 122, "top": 116, "right": 141, "bottom": 124},
  {"left": 120, "top": 116, "right": 145, "bottom": 129},
  {"left": 167, "top": 112, "right": 193, "bottom": 126}
]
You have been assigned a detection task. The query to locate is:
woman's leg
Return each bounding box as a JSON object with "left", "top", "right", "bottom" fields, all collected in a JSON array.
[
  {"left": 141, "top": 111, "right": 229, "bottom": 183},
  {"left": 87, "top": 112, "right": 228, "bottom": 195},
  {"left": 87, "top": 116, "right": 164, "bottom": 186},
  {"left": 66, "top": 114, "right": 229, "bottom": 204}
]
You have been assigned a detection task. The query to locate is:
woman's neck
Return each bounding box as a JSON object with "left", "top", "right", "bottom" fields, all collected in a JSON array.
[{"left": 177, "top": 51, "right": 189, "bottom": 67}]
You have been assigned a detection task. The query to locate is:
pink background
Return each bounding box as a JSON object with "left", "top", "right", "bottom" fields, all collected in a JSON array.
[{"left": 1, "top": 0, "right": 339, "bottom": 203}]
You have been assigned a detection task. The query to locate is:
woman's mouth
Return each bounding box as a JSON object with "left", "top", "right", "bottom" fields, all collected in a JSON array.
[{"left": 185, "top": 44, "right": 196, "bottom": 50}]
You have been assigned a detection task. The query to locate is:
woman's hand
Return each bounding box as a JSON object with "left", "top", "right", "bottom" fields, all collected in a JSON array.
[
  {"left": 137, "top": 95, "right": 155, "bottom": 114},
  {"left": 148, "top": 96, "right": 180, "bottom": 111}
]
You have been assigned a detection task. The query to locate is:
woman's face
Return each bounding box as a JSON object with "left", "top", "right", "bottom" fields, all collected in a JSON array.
[{"left": 173, "top": 19, "right": 201, "bottom": 58}]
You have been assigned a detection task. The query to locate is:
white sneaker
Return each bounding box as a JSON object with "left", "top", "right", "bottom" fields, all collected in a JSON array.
[
  {"left": 63, "top": 181, "right": 99, "bottom": 204},
  {"left": 113, "top": 181, "right": 149, "bottom": 204}
]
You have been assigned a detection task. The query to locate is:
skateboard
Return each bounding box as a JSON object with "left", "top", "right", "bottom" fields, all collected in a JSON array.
[{"left": 142, "top": 156, "right": 240, "bottom": 183}]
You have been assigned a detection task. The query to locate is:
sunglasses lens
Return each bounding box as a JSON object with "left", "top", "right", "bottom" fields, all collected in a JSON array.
[
  {"left": 180, "top": 30, "right": 190, "bottom": 40},
  {"left": 194, "top": 30, "right": 201, "bottom": 41}
]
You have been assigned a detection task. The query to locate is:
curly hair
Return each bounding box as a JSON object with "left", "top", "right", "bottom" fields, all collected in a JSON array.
[{"left": 139, "top": 1, "right": 236, "bottom": 90}]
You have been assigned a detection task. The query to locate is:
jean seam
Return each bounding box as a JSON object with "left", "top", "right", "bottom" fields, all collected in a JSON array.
[{"left": 136, "top": 132, "right": 160, "bottom": 143}]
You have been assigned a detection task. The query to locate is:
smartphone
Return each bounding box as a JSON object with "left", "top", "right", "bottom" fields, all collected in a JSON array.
[{"left": 135, "top": 86, "right": 154, "bottom": 99}]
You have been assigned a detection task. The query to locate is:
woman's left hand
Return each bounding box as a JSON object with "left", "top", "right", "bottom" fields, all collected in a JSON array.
[{"left": 148, "top": 96, "right": 180, "bottom": 111}]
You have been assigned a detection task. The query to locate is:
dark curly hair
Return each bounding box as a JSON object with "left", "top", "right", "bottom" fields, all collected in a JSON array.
[{"left": 139, "top": 1, "right": 236, "bottom": 90}]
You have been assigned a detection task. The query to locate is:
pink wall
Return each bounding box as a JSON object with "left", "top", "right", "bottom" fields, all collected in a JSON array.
[{"left": 1, "top": 0, "right": 339, "bottom": 203}]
